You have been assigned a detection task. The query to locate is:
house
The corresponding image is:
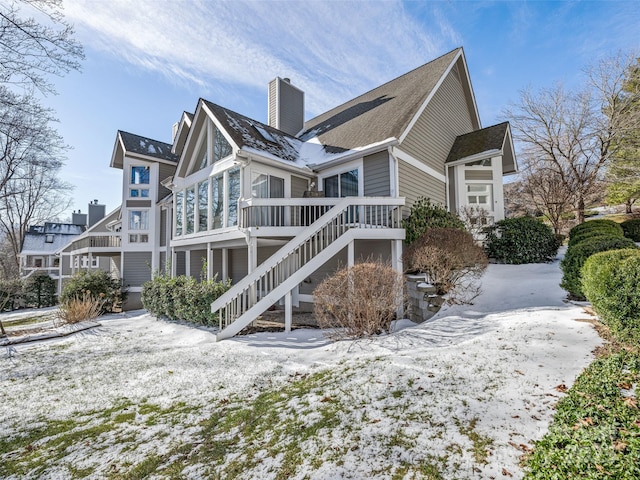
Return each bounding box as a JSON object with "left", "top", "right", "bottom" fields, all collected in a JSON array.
[
  {"left": 62, "top": 47, "right": 516, "bottom": 338},
  {"left": 19, "top": 202, "right": 108, "bottom": 294}
]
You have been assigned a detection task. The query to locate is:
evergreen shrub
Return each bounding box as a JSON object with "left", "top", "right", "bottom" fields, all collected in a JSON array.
[
  {"left": 60, "top": 270, "right": 127, "bottom": 313},
  {"left": 23, "top": 272, "right": 56, "bottom": 308},
  {"left": 484, "top": 216, "right": 560, "bottom": 264},
  {"left": 568, "top": 219, "right": 623, "bottom": 241},
  {"left": 621, "top": 218, "right": 640, "bottom": 242},
  {"left": 582, "top": 249, "right": 640, "bottom": 341},
  {"left": 402, "top": 196, "right": 465, "bottom": 245},
  {"left": 142, "top": 272, "right": 231, "bottom": 327},
  {"left": 560, "top": 235, "right": 638, "bottom": 300},
  {"left": 567, "top": 225, "right": 624, "bottom": 247}
]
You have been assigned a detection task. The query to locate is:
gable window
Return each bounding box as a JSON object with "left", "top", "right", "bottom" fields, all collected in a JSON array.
[
  {"left": 129, "top": 210, "right": 149, "bottom": 230},
  {"left": 175, "top": 191, "right": 184, "bottom": 236},
  {"left": 45, "top": 234, "right": 54, "bottom": 243},
  {"left": 198, "top": 180, "right": 209, "bottom": 231},
  {"left": 323, "top": 169, "right": 358, "bottom": 197},
  {"left": 196, "top": 138, "right": 208, "bottom": 171},
  {"left": 213, "top": 127, "right": 232, "bottom": 163}
]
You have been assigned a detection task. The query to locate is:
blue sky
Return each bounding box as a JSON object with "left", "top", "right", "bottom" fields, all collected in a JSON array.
[{"left": 42, "top": 0, "right": 639, "bottom": 219}]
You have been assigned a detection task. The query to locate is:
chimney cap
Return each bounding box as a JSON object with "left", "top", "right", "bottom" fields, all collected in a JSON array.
[{"left": 283, "top": 77, "right": 291, "bottom": 83}]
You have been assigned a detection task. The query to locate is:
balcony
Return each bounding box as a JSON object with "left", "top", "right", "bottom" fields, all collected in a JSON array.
[{"left": 65, "top": 233, "right": 122, "bottom": 254}]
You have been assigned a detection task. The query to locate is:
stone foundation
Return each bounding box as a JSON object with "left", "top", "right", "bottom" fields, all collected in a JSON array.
[{"left": 405, "top": 274, "right": 444, "bottom": 323}]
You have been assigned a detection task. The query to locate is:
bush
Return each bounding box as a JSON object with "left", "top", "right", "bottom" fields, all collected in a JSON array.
[
  {"left": 582, "top": 249, "right": 640, "bottom": 342},
  {"left": 621, "top": 218, "right": 640, "bottom": 242},
  {"left": 56, "top": 291, "right": 103, "bottom": 325},
  {"left": 0, "top": 278, "right": 24, "bottom": 311},
  {"left": 568, "top": 219, "right": 623, "bottom": 241},
  {"left": 60, "top": 270, "right": 126, "bottom": 313},
  {"left": 314, "top": 261, "right": 404, "bottom": 339},
  {"left": 560, "top": 235, "right": 638, "bottom": 300},
  {"left": 484, "top": 216, "right": 560, "bottom": 264},
  {"left": 141, "top": 272, "right": 231, "bottom": 327},
  {"left": 23, "top": 272, "right": 56, "bottom": 308},
  {"left": 402, "top": 197, "right": 465, "bottom": 245},
  {"left": 567, "top": 223, "right": 624, "bottom": 248},
  {"left": 403, "top": 228, "right": 487, "bottom": 303}
]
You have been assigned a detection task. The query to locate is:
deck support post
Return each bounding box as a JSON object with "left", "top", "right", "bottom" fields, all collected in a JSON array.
[
  {"left": 392, "top": 239, "right": 404, "bottom": 319},
  {"left": 207, "top": 243, "right": 213, "bottom": 280},
  {"left": 285, "top": 290, "right": 292, "bottom": 333},
  {"left": 347, "top": 241, "right": 355, "bottom": 267}
]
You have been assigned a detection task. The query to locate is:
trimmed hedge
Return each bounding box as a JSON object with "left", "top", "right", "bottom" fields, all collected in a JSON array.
[
  {"left": 23, "top": 272, "right": 57, "bottom": 308},
  {"left": 60, "top": 270, "right": 127, "bottom": 313},
  {"left": 560, "top": 235, "right": 638, "bottom": 300},
  {"left": 402, "top": 196, "right": 465, "bottom": 245},
  {"left": 621, "top": 218, "right": 640, "bottom": 242},
  {"left": 568, "top": 219, "right": 623, "bottom": 241},
  {"left": 567, "top": 225, "right": 624, "bottom": 248},
  {"left": 582, "top": 249, "right": 640, "bottom": 342},
  {"left": 142, "top": 273, "right": 231, "bottom": 327},
  {"left": 484, "top": 216, "right": 560, "bottom": 264}
]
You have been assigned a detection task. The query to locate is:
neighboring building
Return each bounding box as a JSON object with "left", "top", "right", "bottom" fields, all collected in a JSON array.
[
  {"left": 19, "top": 201, "right": 110, "bottom": 294},
  {"left": 64, "top": 47, "right": 517, "bottom": 338}
]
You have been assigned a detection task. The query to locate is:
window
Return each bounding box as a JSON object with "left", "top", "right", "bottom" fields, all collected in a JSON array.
[
  {"left": 129, "top": 210, "right": 149, "bottom": 230},
  {"left": 323, "top": 169, "right": 358, "bottom": 197},
  {"left": 45, "top": 234, "right": 54, "bottom": 243},
  {"left": 130, "top": 188, "right": 150, "bottom": 198},
  {"left": 198, "top": 180, "right": 209, "bottom": 231},
  {"left": 227, "top": 167, "right": 240, "bottom": 227},
  {"left": 213, "top": 127, "right": 232, "bottom": 162},
  {"left": 467, "top": 158, "right": 492, "bottom": 167},
  {"left": 131, "top": 166, "right": 150, "bottom": 184},
  {"left": 91, "top": 257, "right": 99, "bottom": 268},
  {"left": 186, "top": 187, "right": 195, "bottom": 234},
  {"left": 129, "top": 234, "right": 149, "bottom": 243},
  {"left": 251, "top": 173, "right": 284, "bottom": 198},
  {"left": 211, "top": 174, "right": 224, "bottom": 229},
  {"left": 466, "top": 184, "right": 492, "bottom": 207},
  {"left": 196, "top": 139, "right": 208, "bottom": 171},
  {"left": 175, "top": 191, "right": 184, "bottom": 236}
]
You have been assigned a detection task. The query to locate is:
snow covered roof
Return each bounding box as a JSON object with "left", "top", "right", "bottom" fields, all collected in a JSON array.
[
  {"left": 204, "top": 101, "right": 302, "bottom": 164},
  {"left": 21, "top": 223, "right": 86, "bottom": 255},
  {"left": 118, "top": 131, "right": 179, "bottom": 163}
]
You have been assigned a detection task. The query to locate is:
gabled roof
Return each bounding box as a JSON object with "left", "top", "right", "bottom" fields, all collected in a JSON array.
[
  {"left": 301, "top": 48, "right": 469, "bottom": 153},
  {"left": 203, "top": 100, "right": 301, "bottom": 163},
  {"left": 21, "top": 223, "right": 86, "bottom": 254},
  {"left": 118, "top": 131, "right": 179, "bottom": 162},
  {"left": 446, "top": 122, "right": 518, "bottom": 175}
]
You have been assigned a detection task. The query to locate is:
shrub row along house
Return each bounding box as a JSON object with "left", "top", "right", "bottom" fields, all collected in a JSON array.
[{"left": 32, "top": 47, "right": 516, "bottom": 339}]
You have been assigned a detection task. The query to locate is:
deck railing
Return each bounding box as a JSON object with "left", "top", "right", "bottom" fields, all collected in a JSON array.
[
  {"left": 67, "top": 234, "right": 122, "bottom": 251},
  {"left": 214, "top": 197, "right": 404, "bottom": 336},
  {"left": 239, "top": 197, "right": 341, "bottom": 229}
]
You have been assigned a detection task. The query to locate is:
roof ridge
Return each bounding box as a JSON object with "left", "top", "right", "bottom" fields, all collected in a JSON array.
[
  {"left": 305, "top": 47, "right": 462, "bottom": 127},
  {"left": 118, "top": 129, "right": 174, "bottom": 148}
]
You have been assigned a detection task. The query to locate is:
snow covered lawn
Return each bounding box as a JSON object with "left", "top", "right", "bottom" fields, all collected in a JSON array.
[{"left": 0, "top": 257, "right": 601, "bottom": 479}]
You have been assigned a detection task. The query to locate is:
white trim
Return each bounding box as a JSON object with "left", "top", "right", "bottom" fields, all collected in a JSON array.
[
  {"left": 398, "top": 49, "right": 462, "bottom": 143},
  {"left": 392, "top": 147, "right": 446, "bottom": 183},
  {"left": 447, "top": 149, "right": 502, "bottom": 167}
]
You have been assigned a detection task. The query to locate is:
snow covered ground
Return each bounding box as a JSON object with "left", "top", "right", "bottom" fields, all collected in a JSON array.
[{"left": 0, "top": 255, "right": 602, "bottom": 479}]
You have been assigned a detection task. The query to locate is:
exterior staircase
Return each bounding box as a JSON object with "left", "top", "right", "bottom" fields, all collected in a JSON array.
[{"left": 211, "top": 197, "right": 404, "bottom": 340}]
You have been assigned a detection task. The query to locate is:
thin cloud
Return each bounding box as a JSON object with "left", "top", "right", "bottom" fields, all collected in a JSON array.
[{"left": 64, "top": 0, "right": 459, "bottom": 116}]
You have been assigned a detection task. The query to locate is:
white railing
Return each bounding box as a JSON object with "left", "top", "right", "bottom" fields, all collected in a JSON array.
[
  {"left": 213, "top": 197, "right": 404, "bottom": 337},
  {"left": 239, "top": 197, "right": 340, "bottom": 228}
]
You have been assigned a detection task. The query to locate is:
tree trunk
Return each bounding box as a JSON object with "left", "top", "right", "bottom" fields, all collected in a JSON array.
[
  {"left": 577, "top": 196, "right": 586, "bottom": 224},
  {"left": 626, "top": 199, "right": 633, "bottom": 214}
]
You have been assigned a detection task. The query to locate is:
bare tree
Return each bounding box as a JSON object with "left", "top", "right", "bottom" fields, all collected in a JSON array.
[
  {"left": 0, "top": 0, "right": 83, "bottom": 96},
  {"left": 505, "top": 51, "right": 640, "bottom": 223}
]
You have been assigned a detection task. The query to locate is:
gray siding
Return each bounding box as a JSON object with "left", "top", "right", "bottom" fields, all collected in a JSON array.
[
  {"left": 175, "top": 251, "right": 186, "bottom": 276},
  {"left": 400, "top": 70, "right": 475, "bottom": 176},
  {"left": 268, "top": 78, "right": 278, "bottom": 128},
  {"left": 190, "top": 249, "right": 206, "bottom": 280},
  {"left": 291, "top": 176, "right": 309, "bottom": 198},
  {"left": 258, "top": 246, "right": 280, "bottom": 266},
  {"left": 299, "top": 246, "right": 348, "bottom": 296},
  {"left": 123, "top": 251, "right": 152, "bottom": 287},
  {"left": 211, "top": 249, "right": 223, "bottom": 280},
  {"left": 126, "top": 200, "right": 152, "bottom": 208},
  {"left": 355, "top": 240, "right": 392, "bottom": 264},
  {"left": 363, "top": 151, "right": 391, "bottom": 197},
  {"left": 398, "top": 161, "right": 446, "bottom": 210},
  {"left": 159, "top": 210, "right": 167, "bottom": 247},
  {"left": 160, "top": 251, "right": 167, "bottom": 274},
  {"left": 229, "top": 248, "right": 248, "bottom": 284},
  {"left": 158, "top": 163, "right": 177, "bottom": 201},
  {"left": 465, "top": 169, "right": 493, "bottom": 180}
]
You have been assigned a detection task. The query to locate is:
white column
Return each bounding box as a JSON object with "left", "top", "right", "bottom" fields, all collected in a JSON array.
[
  {"left": 347, "top": 241, "right": 355, "bottom": 267},
  {"left": 171, "top": 248, "right": 176, "bottom": 277},
  {"left": 392, "top": 239, "right": 404, "bottom": 319},
  {"left": 284, "top": 290, "right": 292, "bottom": 333},
  {"left": 185, "top": 250, "right": 191, "bottom": 278},
  {"left": 221, "top": 248, "right": 228, "bottom": 281},
  {"left": 207, "top": 242, "right": 213, "bottom": 281}
]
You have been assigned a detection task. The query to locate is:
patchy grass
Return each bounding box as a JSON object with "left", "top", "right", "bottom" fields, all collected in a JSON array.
[
  {"left": 523, "top": 350, "right": 640, "bottom": 479},
  {"left": 2, "top": 314, "right": 55, "bottom": 328}
]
